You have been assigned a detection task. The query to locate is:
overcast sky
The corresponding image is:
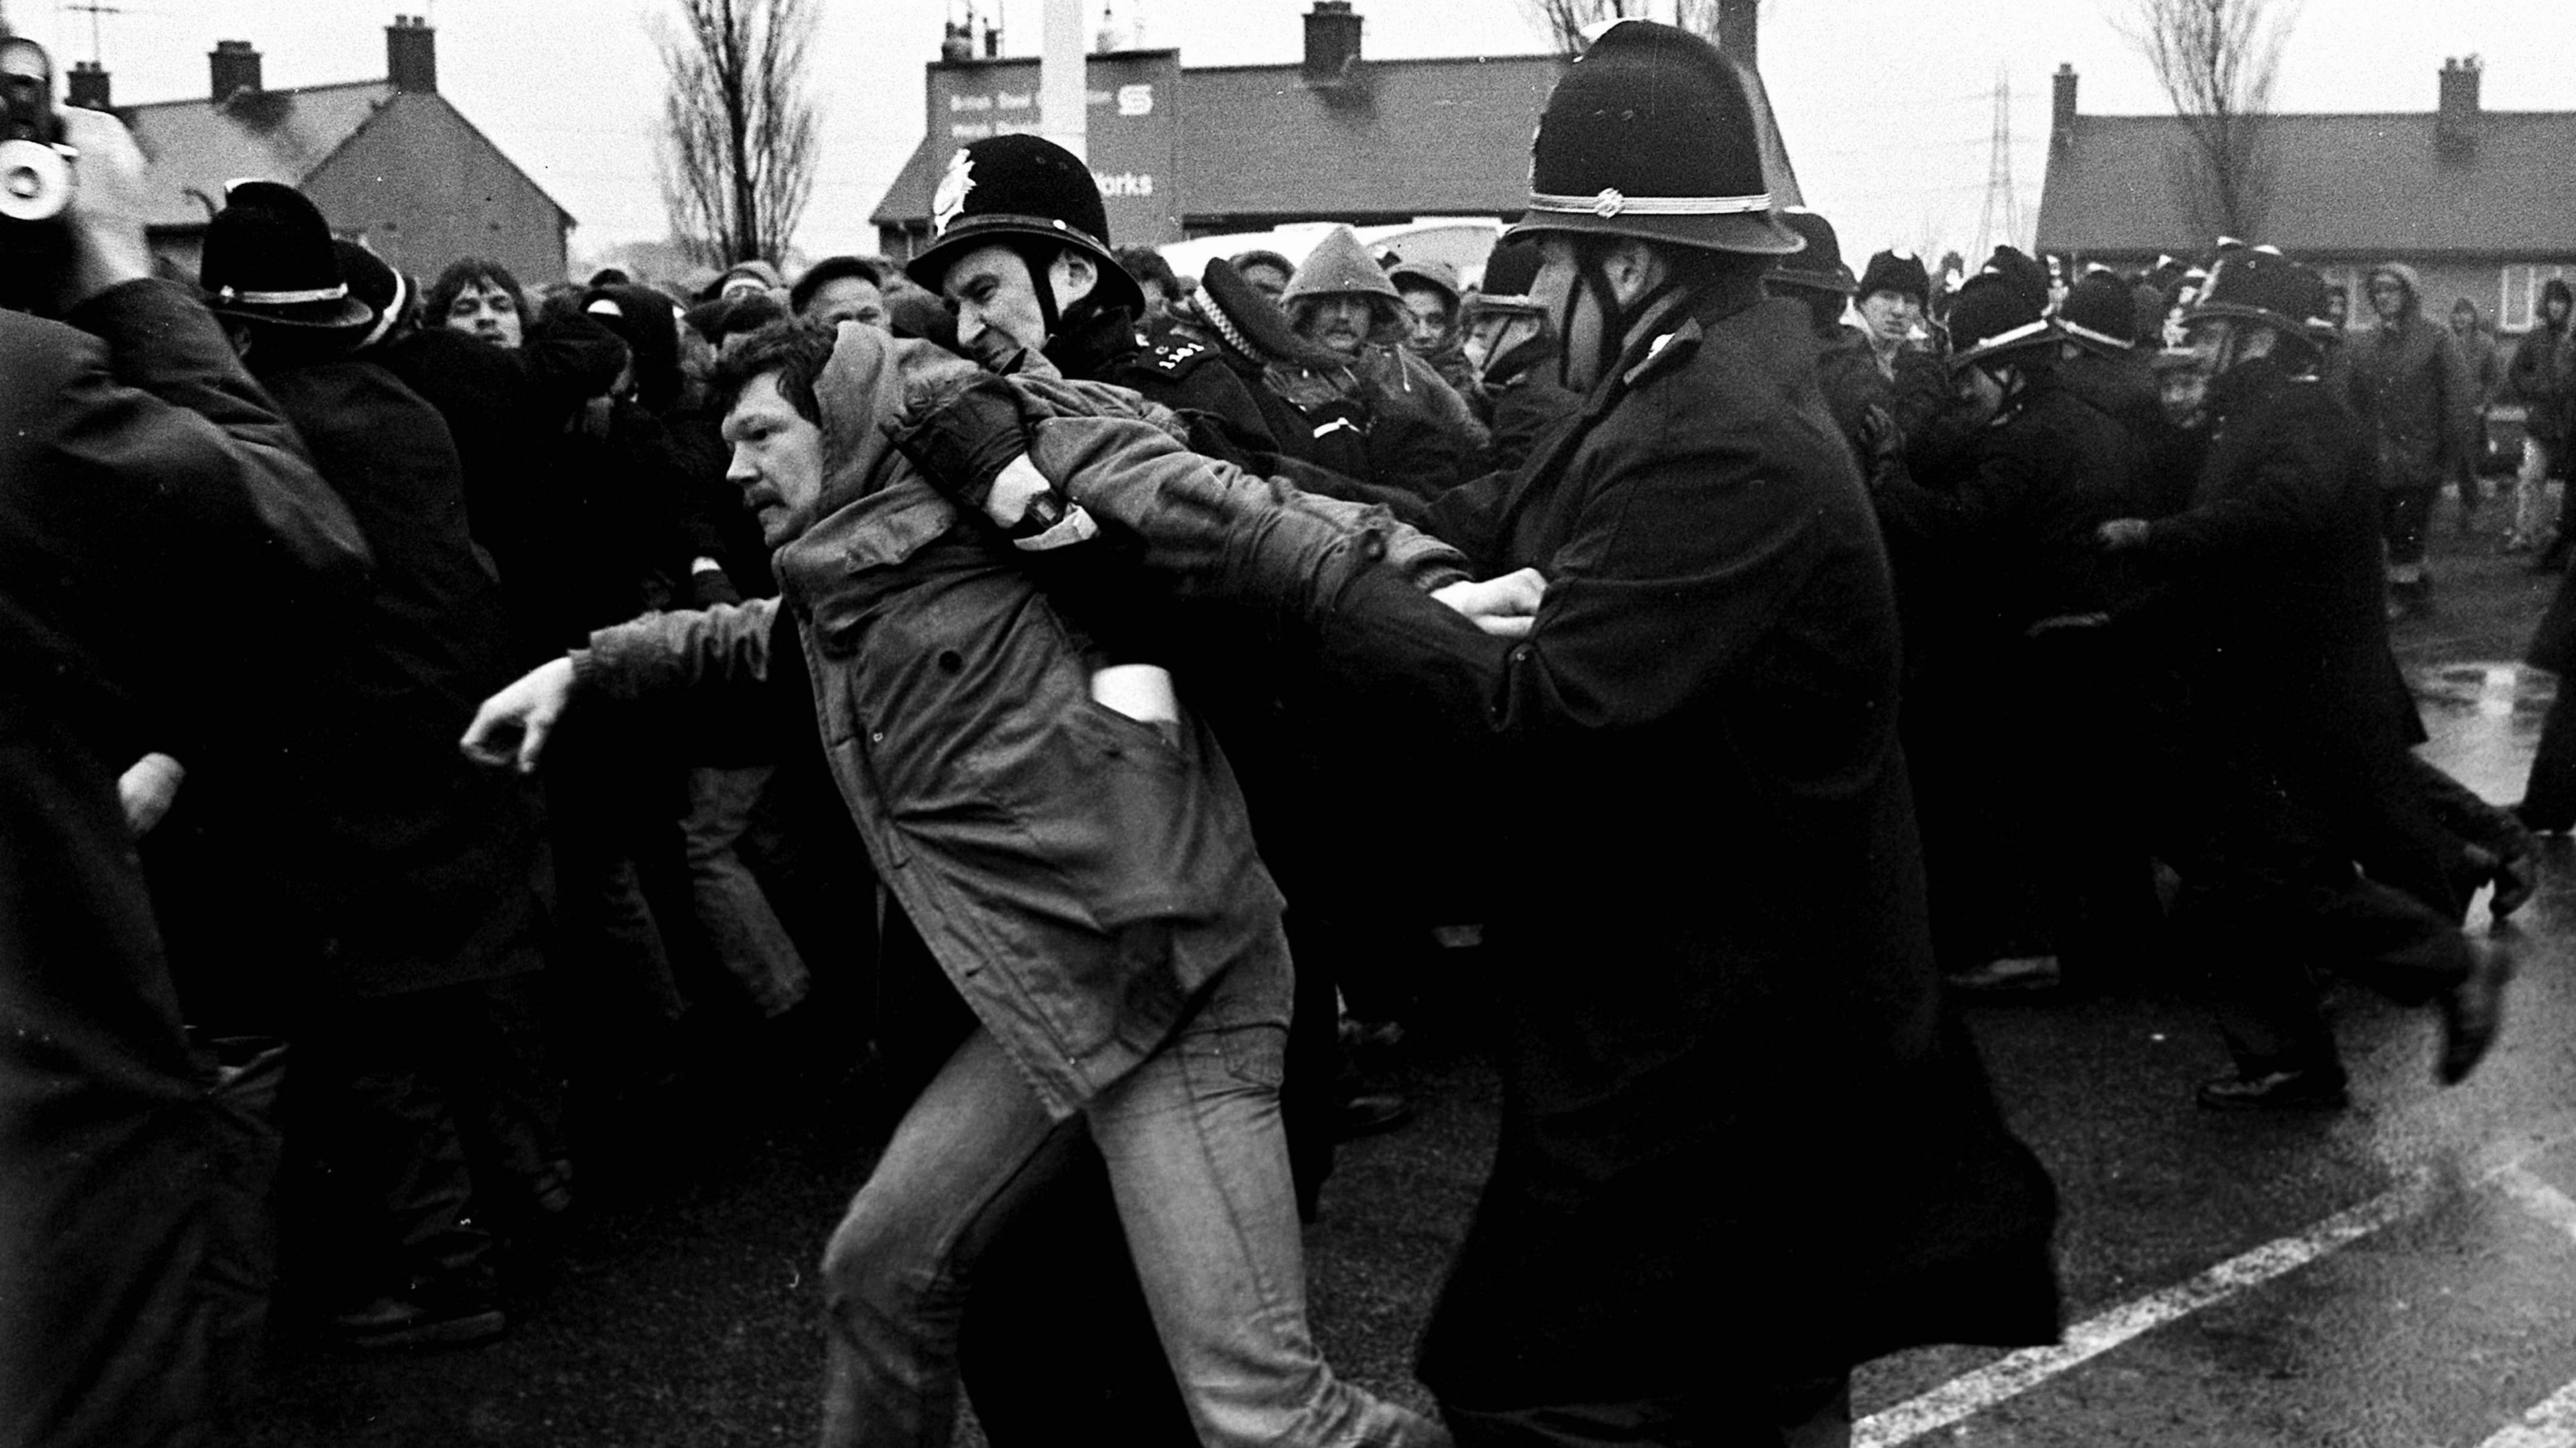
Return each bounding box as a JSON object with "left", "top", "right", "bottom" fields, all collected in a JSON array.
[{"left": 8, "top": 0, "right": 2573, "bottom": 272}]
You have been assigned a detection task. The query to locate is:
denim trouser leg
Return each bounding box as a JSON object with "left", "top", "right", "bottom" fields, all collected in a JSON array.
[
  {"left": 2516, "top": 437, "right": 2561, "bottom": 543},
  {"left": 818, "top": 1025, "right": 1081, "bottom": 1448},
  {"left": 819, "top": 934, "right": 1448, "bottom": 1448},
  {"left": 1089, "top": 932, "right": 1447, "bottom": 1448},
  {"left": 682, "top": 764, "right": 811, "bottom": 1016}
]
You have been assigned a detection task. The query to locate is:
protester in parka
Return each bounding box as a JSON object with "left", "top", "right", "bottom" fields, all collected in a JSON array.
[
  {"left": 2346, "top": 262, "right": 2479, "bottom": 615},
  {"left": 1283, "top": 225, "right": 1490, "bottom": 497},
  {"left": 2506, "top": 278, "right": 2576, "bottom": 555}
]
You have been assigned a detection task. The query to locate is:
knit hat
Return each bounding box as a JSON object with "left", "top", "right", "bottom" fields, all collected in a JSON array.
[
  {"left": 1282, "top": 225, "right": 1401, "bottom": 306},
  {"left": 1505, "top": 19, "right": 1800, "bottom": 256},
  {"left": 2057, "top": 269, "right": 2137, "bottom": 355},
  {"left": 1946, "top": 272, "right": 2056, "bottom": 373},
  {"left": 1768, "top": 209, "right": 1857, "bottom": 294},
  {"left": 903, "top": 132, "right": 1142, "bottom": 315},
  {"left": 199, "top": 181, "right": 374, "bottom": 332},
  {"left": 1858, "top": 248, "right": 1930, "bottom": 307}
]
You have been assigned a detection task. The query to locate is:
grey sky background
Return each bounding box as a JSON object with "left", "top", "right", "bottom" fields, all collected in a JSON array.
[{"left": 9, "top": 0, "right": 2573, "bottom": 271}]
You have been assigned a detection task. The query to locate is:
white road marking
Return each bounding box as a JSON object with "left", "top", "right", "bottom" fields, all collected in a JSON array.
[
  {"left": 2500, "top": 1164, "right": 2576, "bottom": 1246},
  {"left": 2480, "top": 1380, "right": 2576, "bottom": 1448},
  {"left": 1854, "top": 1178, "right": 2434, "bottom": 1447},
  {"left": 2477, "top": 1169, "right": 2576, "bottom": 1447}
]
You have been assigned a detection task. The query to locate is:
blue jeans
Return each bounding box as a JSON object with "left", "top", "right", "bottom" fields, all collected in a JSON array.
[{"left": 818, "top": 930, "right": 1445, "bottom": 1447}]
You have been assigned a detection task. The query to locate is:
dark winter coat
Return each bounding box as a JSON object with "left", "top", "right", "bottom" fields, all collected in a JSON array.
[
  {"left": 1020, "top": 285, "right": 2060, "bottom": 1402},
  {"left": 251, "top": 353, "right": 551, "bottom": 999},
  {"left": 2345, "top": 267, "right": 2479, "bottom": 490},
  {"left": 2130, "top": 360, "right": 2423, "bottom": 787},
  {"left": 2507, "top": 302, "right": 2575, "bottom": 451},
  {"left": 1478, "top": 331, "right": 1585, "bottom": 477},
  {"left": 2057, "top": 345, "right": 2165, "bottom": 446},
  {"left": 2, "top": 280, "right": 368, "bottom": 1448},
  {"left": 378, "top": 316, "right": 628, "bottom": 659},
  {"left": 1872, "top": 368, "right": 2140, "bottom": 641}
]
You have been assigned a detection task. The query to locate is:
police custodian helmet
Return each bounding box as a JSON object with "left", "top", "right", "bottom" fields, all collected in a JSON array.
[
  {"left": 1503, "top": 19, "right": 1802, "bottom": 257},
  {"left": 2185, "top": 245, "right": 2331, "bottom": 343},
  {"left": 903, "top": 132, "right": 1145, "bottom": 315}
]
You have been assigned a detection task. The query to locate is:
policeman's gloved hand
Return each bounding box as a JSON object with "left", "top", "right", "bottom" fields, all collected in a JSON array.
[
  {"left": 1853, "top": 403, "right": 1907, "bottom": 491},
  {"left": 891, "top": 376, "right": 1087, "bottom": 545},
  {"left": 890, "top": 375, "right": 1032, "bottom": 513}
]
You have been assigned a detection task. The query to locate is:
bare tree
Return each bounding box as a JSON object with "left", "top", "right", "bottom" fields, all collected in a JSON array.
[
  {"left": 657, "top": 0, "right": 819, "bottom": 268},
  {"left": 1519, "top": 0, "right": 1756, "bottom": 57},
  {"left": 2117, "top": 0, "right": 2299, "bottom": 241}
]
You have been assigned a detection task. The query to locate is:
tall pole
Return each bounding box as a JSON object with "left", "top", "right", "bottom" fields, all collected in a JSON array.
[{"left": 1040, "top": 0, "right": 1086, "bottom": 162}]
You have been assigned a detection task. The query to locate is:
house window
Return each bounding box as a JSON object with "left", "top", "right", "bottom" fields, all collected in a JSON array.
[{"left": 2503, "top": 264, "right": 2572, "bottom": 332}]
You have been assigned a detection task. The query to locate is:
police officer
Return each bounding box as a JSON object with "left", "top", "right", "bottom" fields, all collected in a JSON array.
[
  {"left": 893, "top": 21, "right": 2062, "bottom": 1443},
  {"left": 905, "top": 133, "right": 1289, "bottom": 465},
  {"left": 2100, "top": 247, "right": 2511, "bottom": 1107}
]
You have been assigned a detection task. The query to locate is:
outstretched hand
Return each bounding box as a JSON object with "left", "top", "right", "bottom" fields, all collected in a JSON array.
[
  {"left": 1432, "top": 567, "right": 1548, "bottom": 638},
  {"left": 460, "top": 657, "right": 577, "bottom": 775}
]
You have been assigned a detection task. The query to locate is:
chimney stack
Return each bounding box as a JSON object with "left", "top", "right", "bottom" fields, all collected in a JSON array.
[
  {"left": 2052, "top": 63, "right": 2078, "bottom": 153},
  {"left": 1715, "top": 0, "right": 1758, "bottom": 73},
  {"left": 1303, "top": 1, "right": 1362, "bottom": 89},
  {"left": 386, "top": 15, "right": 437, "bottom": 93},
  {"left": 209, "top": 40, "right": 260, "bottom": 101},
  {"left": 2438, "top": 56, "right": 2481, "bottom": 157},
  {"left": 66, "top": 59, "right": 110, "bottom": 110}
]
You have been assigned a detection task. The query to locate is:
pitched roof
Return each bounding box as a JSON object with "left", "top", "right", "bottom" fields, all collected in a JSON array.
[
  {"left": 873, "top": 54, "right": 1561, "bottom": 228},
  {"left": 2037, "top": 109, "right": 2576, "bottom": 258},
  {"left": 123, "top": 80, "right": 398, "bottom": 229}
]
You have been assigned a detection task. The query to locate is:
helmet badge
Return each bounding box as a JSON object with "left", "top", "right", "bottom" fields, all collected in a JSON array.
[{"left": 932, "top": 149, "right": 977, "bottom": 236}]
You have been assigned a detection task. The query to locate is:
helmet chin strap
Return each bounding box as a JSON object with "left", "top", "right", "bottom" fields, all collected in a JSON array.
[
  {"left": 1555, "top": 236, "right": 1683, "bottom": 391},
  {"left": 1014, "top": 241, "right": 1064, "bottom": 347}
]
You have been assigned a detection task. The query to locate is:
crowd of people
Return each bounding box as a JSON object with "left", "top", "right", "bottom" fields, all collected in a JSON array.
[{"left": 13, "top": 15, "right": 2576, "bottom": 1448}]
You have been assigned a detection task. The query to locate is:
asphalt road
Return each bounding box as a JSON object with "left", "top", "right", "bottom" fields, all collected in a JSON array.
[{"left": 237, "top": 502, "right": 2576, "bottom": 1447}]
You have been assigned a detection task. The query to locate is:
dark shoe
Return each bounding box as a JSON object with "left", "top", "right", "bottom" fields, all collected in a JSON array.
[
  {"left": 2196, "top": 1067, "right": 2350, "bottom": 1111},
  {"left": 1945, "top": 954, "right": 2063, "bottom": 993},
  {"left": 2436, "top": 939, "right": 2514, "bottom": 1086},
  {"left": 1334, "top": 1091, "right": 1415, "bottom": 1141},
  {"left": 330, "top": 1293, "right": 507, "bottom": 1351}
]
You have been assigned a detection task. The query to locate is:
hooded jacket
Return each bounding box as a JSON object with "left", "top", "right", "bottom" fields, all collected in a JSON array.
[
  {"left": 2509, "top": 277, "right": 2576, "bottom": 449},
  {"left": 2346, "top": 262, "right": 2479, "bottom": 488},
  {"left": 576, "top": 323, "right": 1462, "bottom": 1115}
]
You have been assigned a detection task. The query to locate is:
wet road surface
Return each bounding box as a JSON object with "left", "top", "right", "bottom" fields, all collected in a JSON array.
[{"left": 238, "top": 525, "right": 2576, "bottom": 1446}]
